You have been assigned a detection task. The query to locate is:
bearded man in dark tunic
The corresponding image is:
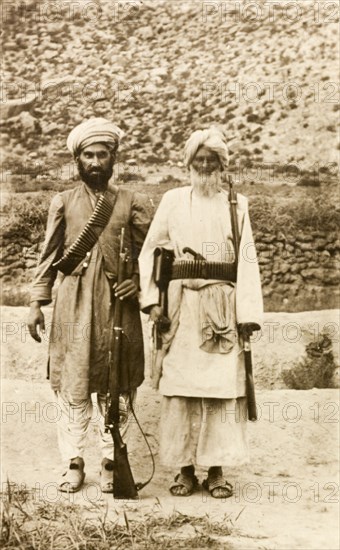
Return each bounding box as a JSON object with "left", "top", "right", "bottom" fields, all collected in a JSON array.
[{"left": 28, "top": 118, "right": 153, "bottom": 493}]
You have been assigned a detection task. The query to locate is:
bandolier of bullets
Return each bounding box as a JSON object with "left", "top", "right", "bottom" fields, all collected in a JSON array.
[
  {"left": 53, "top": 194, "right": 113, "bottom": 275},
  {"left": 171, "top": 260, "right": 237, "bottom": 282}
]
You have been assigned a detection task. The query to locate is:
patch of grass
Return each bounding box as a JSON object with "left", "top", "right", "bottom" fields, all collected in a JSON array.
[
  {"left": 119, "top": 171, "right": 146, "bottom": 183},
  {"left": 282, "top": 334, "right": 337, "bottom": 389},
  {"left": 0, "top": 483, "right": 235, "bottom": 550},
  {"left": 2, "top": 183, "right": 339, "bottom": 247},
  {"left": 297, "top": 175, "right": 320, "bottom": 187},
  {"left": 249, "top": 191, "right": 340, "bottom": 233},
  {"left": 159, "top": 175, "right": 182, "bottom": 185},
  {"left": 1, "top": 193, "right": 52, "bottom": 238},
  {"left": 0, "top": 288, "right": 31, "bottom": 307}
]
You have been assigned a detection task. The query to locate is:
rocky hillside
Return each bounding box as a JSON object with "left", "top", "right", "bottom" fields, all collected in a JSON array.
[{"left": 1, "top": 0, "right": 339, "bottom": 185}]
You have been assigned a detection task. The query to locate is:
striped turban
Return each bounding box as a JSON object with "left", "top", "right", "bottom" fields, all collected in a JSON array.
[
  {"left": 67, "top": 117, "right": 125, "bottom": 156},
  {"left": 184, "top": 126, "right": 229, "bottom": 169}
]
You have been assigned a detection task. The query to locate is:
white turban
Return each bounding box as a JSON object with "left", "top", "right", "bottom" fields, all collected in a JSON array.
[
  {"left": 184, "top": 126, "right": 229, "bottom": 169},
  {"left": 66, "top": 117, "right": 125, "bottom": 156}
]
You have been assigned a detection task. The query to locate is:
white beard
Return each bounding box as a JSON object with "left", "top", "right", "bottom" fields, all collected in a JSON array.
[{"left": 190, "top": 167, "right": 222, "bottom": 197}]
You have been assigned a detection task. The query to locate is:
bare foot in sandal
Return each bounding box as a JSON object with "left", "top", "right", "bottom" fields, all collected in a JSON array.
[
  {"left": 100, "top": 458, "right": 114, "bottom": 493},
  {"left": 59, "top": 457, "right": 85, "bottom": 493},
  {"left": 169, "top": 465, "right": 198, "bottom": 496},
  {"left": 202, "top": 466, "right": 233, "bottom": 499}
]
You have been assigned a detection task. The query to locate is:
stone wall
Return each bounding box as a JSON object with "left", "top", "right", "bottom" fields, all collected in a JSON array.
[
  {"left": 1, "top": 229, "right": 339, "bottom": 310},
  {"left": 1, "top": 234, "right": 40, "bottom": 288},
  {"left": 255, "top": 229, "right": 339, "bottom": 310}
]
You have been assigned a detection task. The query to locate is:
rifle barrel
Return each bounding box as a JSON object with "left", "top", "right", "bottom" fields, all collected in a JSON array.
[
  {"left": 105, "top": 228, "right": 138, "bottom": 498},
  {"left": 228, "top": 176, "right": 258, "bottom": 422}
]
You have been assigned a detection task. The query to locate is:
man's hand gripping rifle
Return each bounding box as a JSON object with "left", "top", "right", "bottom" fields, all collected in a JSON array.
[
  {"left": 104, "top": 228, "right": 138, "bottom": 499},
  {"left": 152, "top": 247, "right": 174, "bottom": 348}
]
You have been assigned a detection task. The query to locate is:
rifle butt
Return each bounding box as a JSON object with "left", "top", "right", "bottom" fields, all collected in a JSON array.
[
  {"left": 245, "top": 371, "right": 257, "bottom": 421},
  {"left": 244, "top": 347, "right": 257, "bottom": 422},
  {"left": 113, "top": 429, "right": 138, "bottom": 499}
]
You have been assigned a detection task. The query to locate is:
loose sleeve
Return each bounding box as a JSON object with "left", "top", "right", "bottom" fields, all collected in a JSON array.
[
  {"left": 235, "top": 197, "right": 263, "bottom": 326},
  {"left": 30, "top": 193, "right": 65, "bottom": 305},
  {"left": 138, "top": 192, "right": 173, "bottom": 312},
  {"left": 129, "top": 191, "right": 154, "bottom": 274}
]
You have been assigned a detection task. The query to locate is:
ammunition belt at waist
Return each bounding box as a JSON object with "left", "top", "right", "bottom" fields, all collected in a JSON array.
[{"left": 171, "top": 260, "right": 237, "bottom": 282}]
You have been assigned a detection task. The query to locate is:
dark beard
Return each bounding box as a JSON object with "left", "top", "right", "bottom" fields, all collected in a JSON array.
[{"left": 77, "top": 160, "right": 113, "bottom": 190}]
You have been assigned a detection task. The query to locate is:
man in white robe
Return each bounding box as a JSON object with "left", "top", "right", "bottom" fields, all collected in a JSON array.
[{"left": 139, "top": 127, "right": 263, "bottom": 498}]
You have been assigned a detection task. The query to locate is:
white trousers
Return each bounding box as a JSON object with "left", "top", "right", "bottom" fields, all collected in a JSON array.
[
  {"left": 160, "top": 396, "right": 249, "bottom": 468},
  {"left": 55, "top": 391, "right": 136, "bottom": 465}
]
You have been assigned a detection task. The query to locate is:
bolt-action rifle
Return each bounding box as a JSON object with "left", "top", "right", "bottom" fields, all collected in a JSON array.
[
  {"left": 228, "top": 175, "right": 257, "bottom": 421},
  {"left": 152, "top": 247, "right": 174, "bottom": 348},
  {"left": 105, "top": 228, "right": 138, "bottom": 499}
]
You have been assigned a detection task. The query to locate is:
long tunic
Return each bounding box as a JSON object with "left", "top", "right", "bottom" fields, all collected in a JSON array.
[
  {"left": 31, "top": 182, "right": 153, "bottom": 401},
  {"left": 139, "top": 186, "right": 263, "bottom": 399}
]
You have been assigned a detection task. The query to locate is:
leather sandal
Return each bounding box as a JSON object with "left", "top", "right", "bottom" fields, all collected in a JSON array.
[
  {"left": 169, "top": 472, "right": 199, "bottom": 496},
  {"left": 59, "top": 457, "right": 85, "bottom": 493},
  {"left": 100, "top": 458, "right": 114, "bottom": 493},
  {"left": 202, "top": 475, "right": 233, "bottom": 499}
]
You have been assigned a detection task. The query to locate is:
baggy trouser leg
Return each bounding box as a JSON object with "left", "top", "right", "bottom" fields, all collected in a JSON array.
[
  {"left": 160, "top": 396, "right": 249, "bottom": 468},
  {"left": 55, "top": 391, "right": 93, "bottom": 466}
]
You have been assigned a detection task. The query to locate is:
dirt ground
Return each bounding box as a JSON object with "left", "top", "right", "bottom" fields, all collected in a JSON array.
[{"left": 1, "top": 306, "right": 339, "bottom": 549}]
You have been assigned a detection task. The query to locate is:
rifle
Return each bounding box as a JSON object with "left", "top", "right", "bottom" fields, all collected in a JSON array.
[
  {"left": 105, "top": 228, "right": 138, "bottom": 499},
  {"left": 152, "top": 247, "right": 174, "bottom": 348},
  {"left": 228, "top": 175, "right": 257, "bottom": 422}
]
